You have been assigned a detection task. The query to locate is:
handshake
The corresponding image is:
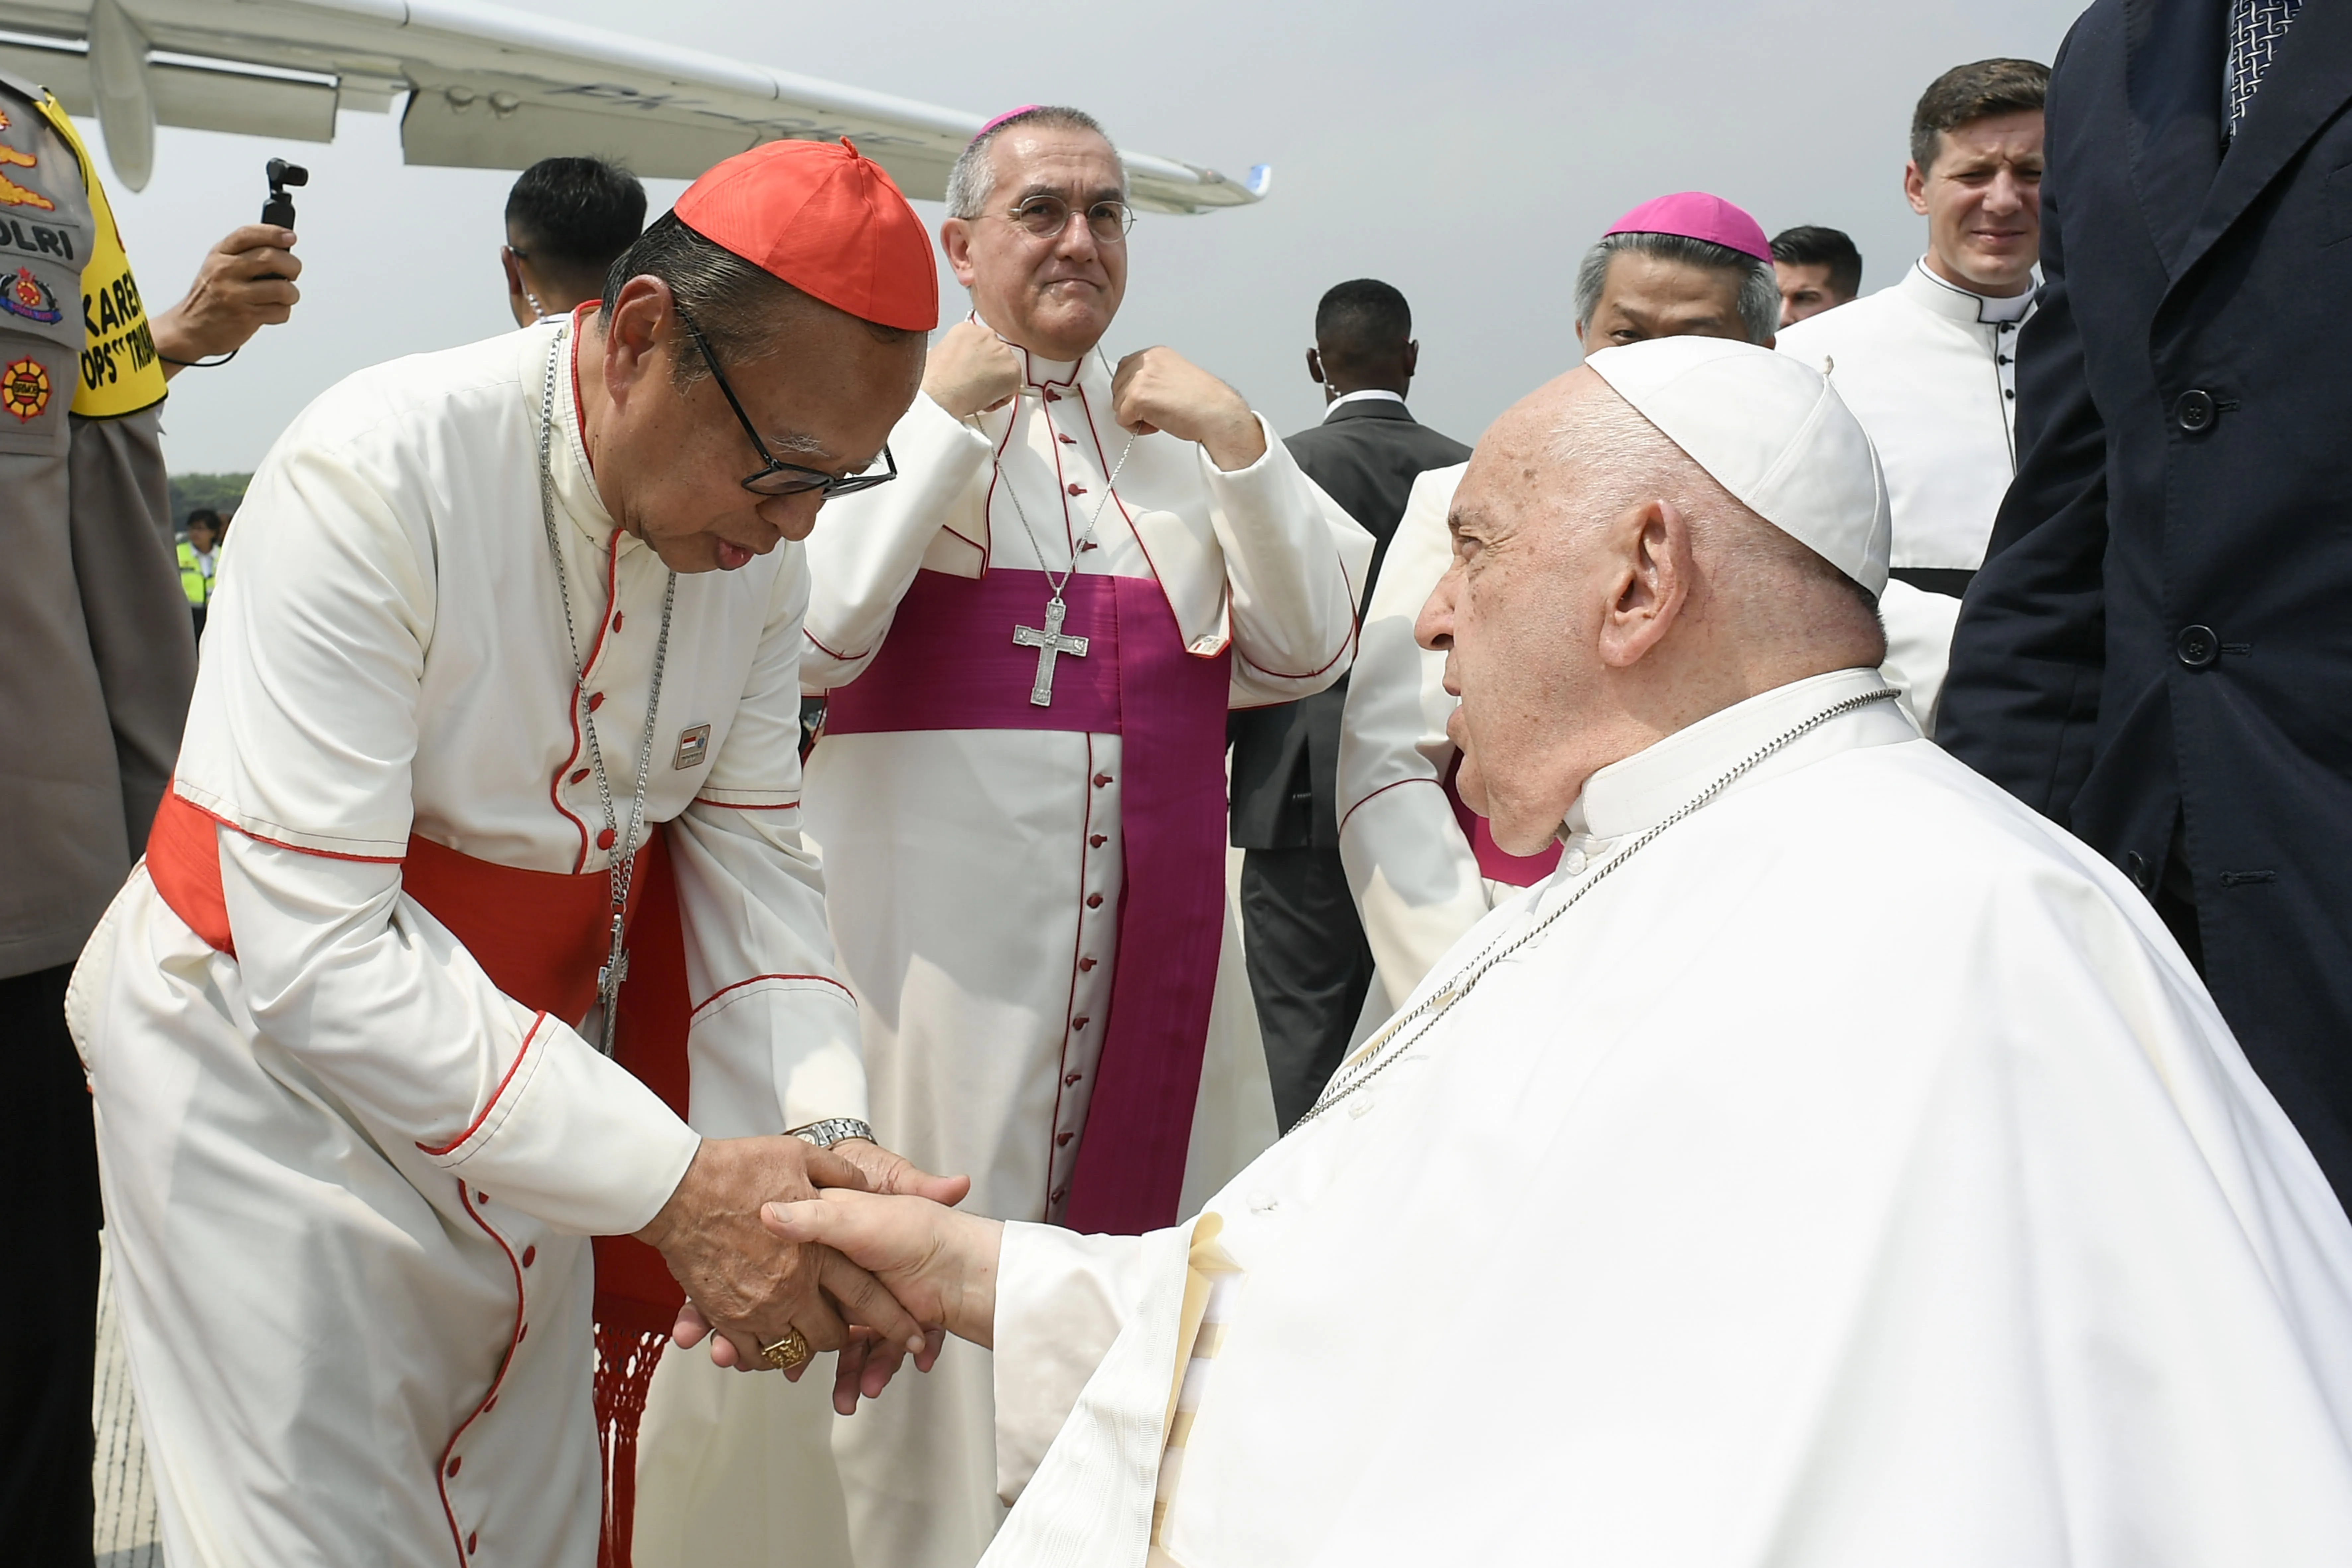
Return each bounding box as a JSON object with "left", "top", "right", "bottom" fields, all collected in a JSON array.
[{"left": 635, "top": 1133, "right": 996, "bottom": 1415}]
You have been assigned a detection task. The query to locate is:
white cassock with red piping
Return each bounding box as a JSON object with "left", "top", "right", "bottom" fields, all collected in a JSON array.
[{"left": 66, "top": 315, "right": 864, "bottom": 1568}]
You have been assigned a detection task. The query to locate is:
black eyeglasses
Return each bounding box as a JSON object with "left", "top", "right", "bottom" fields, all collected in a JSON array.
[
  {"left": 671, "top": 302, "right": 897, "bottom": 498},
  {"left": 1004, "top": 194, "right": 1136, "bottom": 245}
]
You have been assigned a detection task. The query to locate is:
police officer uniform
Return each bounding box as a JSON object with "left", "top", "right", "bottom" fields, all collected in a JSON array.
[{"left": 0, "top": 69, "right": 192, "bottom": 1562}]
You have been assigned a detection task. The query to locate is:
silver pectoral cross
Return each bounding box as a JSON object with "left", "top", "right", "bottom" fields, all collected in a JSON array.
[
  {"left": 596, "top": 912, "right": 629, "bottom": 1055},
  {"left": 1013, "top": 596, "right": 1090, "bottom": 708}
]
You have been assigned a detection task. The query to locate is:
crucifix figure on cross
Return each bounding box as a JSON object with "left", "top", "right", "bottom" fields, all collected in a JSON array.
[{"left": 1014, "top": 596, "right": 1090, "bottom": 707}]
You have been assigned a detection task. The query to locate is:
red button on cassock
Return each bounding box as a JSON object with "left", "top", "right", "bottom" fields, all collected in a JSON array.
[
  {"left": 1089, "top": 834, "right": 1106, "bottom": 848},
  {"left": 612, "top": 613, "right": 624, "bottom": 632},
  {"left": 596, "top": 827, "right": 617, "bottom": 850},
  {"left": 1043, "top": 388, "right": 1062, "bottom": 402},
  {"left": 1066, "top": 483, "right": 1086, "bottom": 496},
  {"left": 467, "top": 1532, "right": 479, "bottom": 1555},
  {"left": 1064, "top": 1072, "right": 1083, "bottom": 1086},
  {"left": 516, "top": 1323, "right": 528, "bottom": 1344},
  {"left": 569, "top": 768, "right": 590, "bottom": 785},
  {"left": 1092, "top": 773, "right": 1112, "bottom": 787},
  {"left": 1071, "top": 1016, "right": 1090, "bottom": 1029},
  {"left": 447, "top": 1456, "right": 463, "bottom": 1477},
  {"left": 521, "top": 1245, "right": 536, "bottom": 1268},
  {"left": 1078, "top": 957, "right": 1097, "bottom": 972},
  {"left": 1058, "top": 432, "right": 1077, "bottom": 444},
  {"left": 1051, "top": 1186, "right": 1068, "bottom": 1203},
  {"left": 1086, "top": 893, "right": 1103, "bottom": 908},
  {"left": 587, "top": 692, "right": 605, "bottom": 711},
  {"left": 1057, "top": 1131, "right": 1073, "bottom": 1147}
]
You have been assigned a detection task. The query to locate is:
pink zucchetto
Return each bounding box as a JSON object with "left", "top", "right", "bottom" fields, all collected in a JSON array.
[{"left": 1603, "top": 192, "right": 1773, "bottom": 263}]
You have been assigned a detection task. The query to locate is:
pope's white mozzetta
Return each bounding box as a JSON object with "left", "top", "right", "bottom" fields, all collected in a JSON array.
[
  {"left": 67, "top": 318, "right": 865, "bottom": 1567},
  {"left": 986, "top": 668, "right": 2352, "bottom": 1567},
  {"left": 796, "top": 338, "right": 1368, "bottom": 1562},
  {"left": 1777, "top": 258, "right": 2035, "bottom": 729}
]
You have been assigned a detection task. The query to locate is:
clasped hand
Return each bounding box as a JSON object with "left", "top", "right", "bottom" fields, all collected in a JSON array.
[
  {"left": 638, "top": 1135, "right": 969, "bottom": 1415},
  {"left": 921, "top": 321, "right": 1266, "bottom": 471}
]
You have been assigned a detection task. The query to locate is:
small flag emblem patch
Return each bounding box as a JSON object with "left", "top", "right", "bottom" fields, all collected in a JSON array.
[{"left": 673, "top": 723, "right": 711, "bottom": 770}]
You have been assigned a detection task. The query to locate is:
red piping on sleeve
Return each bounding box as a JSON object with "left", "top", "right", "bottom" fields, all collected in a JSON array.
[
  {"left": 1337, "top": 775, "right": 1446, "bottom": 838},
  {"left": 690, "top": 972, "right": 855, "bottom": 1020},
  {"left": 416, "top": 1012, "right": 550, "bottom": 1158}
]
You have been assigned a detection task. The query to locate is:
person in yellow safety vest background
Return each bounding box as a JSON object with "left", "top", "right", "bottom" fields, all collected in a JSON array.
[
  {"left": 177, "top": 507, "right": 224, "bottom": 634},
  {"left": 0, "top": 64, "right": 305, "bottom": 1561}
]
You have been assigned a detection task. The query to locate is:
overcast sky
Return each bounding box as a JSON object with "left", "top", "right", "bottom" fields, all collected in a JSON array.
[{"left": 82, "top": 0, "right": 2073, "bottom": 476}]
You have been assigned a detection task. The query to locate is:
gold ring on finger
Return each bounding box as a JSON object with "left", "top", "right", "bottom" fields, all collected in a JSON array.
[{"left": 759, "top": 1327, "right": 811, "bottom": 1372}]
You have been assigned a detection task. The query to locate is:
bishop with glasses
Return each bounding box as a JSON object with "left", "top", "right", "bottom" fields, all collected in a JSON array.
[{"left": 795, "top": 104, "right": 1368, "bottom": 1568}]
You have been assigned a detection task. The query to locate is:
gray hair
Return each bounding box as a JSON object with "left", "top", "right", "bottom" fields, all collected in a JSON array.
[
  {"left": 945, "top": 105, "right": 1127, "bottom": 220},
  {"left": 1571, "top": 232, "right": 1781, "bottom": 346}
]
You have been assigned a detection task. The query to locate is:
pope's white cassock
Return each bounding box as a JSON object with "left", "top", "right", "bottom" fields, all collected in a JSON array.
[
  {"left": 1776, "top": 258, "right": 2033, "bottom": 732},
  {"left": 973, "top": 338, "right": 2352, "bottom": 1566},
  {"left": 64, "top": 313, "right": 867, "bottom": 1567},
  {"left": 788, "top": 334, "right": 1367, "bottom": 1563},
  {"left": 1336, "top": 460, "right": 1559, "bottom": 1010}
]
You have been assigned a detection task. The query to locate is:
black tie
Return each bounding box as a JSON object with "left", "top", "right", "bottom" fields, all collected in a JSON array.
[{"left": 2228, "top": 0, "right": 2306, "bottom": 133}]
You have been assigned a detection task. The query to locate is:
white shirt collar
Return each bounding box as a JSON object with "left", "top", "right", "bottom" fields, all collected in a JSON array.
[
  {"left": 1902, "top": 257, "right": 2037, "bottom": 325},
  {"left": 1562, "top": 667, "right": 1917, "bottom": 844},
  {"left": 1323, "top": 388, "right": 1407, "bottom": 418}
]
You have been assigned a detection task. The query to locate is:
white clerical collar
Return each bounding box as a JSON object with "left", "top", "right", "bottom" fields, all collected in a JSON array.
[
  {"left": 550, "top": 313, "right": 623, "bottom": 548},
  {"left": 1902, "top": 257, "right": 2037, "bottom": 325},
  {"left": 1324, "top": 388, "right": 1407, "bottom": 419},
  {"left": 969, "top": 316, "right": 1091, "bottom": 391},
  {"left": 1564, "top": 667, "right": 1916, "bottom": 843}
]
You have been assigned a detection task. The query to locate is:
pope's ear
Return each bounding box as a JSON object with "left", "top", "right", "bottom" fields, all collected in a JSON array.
[{"left": 1597, "top": 497, "right": 1693, "bottom": 669}]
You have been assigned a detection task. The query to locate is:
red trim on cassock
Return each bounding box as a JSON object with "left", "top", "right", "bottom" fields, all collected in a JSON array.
[
  {"left": 435, "top": 1179, "right": 529, "bottom": 1568},
  {"left": 802, "top": 626, "right": 866, "bottom": 663},
  {"left": 689, "top": 796, "right": 799, "bottom": 811},
  {"left": 689, "top": 971, "right": 855, "bottom": 1018},
  {"left": 1336, "top": 774, "right": 1441, "bottom": 838},
  {"left": 416, "top": 1012, "right": 550, "bottom": 1158}
]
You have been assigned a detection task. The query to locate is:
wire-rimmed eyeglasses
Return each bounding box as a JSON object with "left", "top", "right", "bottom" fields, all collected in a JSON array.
[
  {"left": 1004, "top": 193, "right": 1136, "bottom": 245},
  {"left": 671, "top": 301, "right": 897, "bottom": 498}
]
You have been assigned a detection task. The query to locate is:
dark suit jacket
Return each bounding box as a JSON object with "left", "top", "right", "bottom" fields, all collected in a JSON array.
[
  {"left": 1228, "top": 399, "right": 1471, "bottom": 850},
  {"left": 1940, "top": 0, "right": 2352, "bottom": 1202}
]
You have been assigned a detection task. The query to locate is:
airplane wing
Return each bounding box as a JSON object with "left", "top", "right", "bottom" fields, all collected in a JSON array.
[{"left": 0, "top": 0, "right": 1272, "bottom": 214}]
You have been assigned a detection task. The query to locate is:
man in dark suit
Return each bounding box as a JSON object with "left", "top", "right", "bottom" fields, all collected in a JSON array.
[
  {"left": 1228, "top": 280, "right": 1470, "bottom": 1127},
  {"left": 1940, "top": 0, "right": 2352, "bottom": 1212}
]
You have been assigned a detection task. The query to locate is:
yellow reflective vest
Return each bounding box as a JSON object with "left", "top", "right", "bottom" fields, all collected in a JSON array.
[{"left": 177, "top": 538, "right": 212, "bottom": 606}]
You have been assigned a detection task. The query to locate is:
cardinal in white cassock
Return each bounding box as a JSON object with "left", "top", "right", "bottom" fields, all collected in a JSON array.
[
  {"left": 785, "top": 105, "right": 1367, "bottom": 1564},
  {"left": 66, "top": 143, "right": 964, "bottom": 1568},
  {"left": 760, "top": 337, "right": 2352, "bottom": 1567}
]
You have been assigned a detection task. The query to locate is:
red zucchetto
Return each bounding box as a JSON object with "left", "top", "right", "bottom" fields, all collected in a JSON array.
[{"left": 673, "top": 138, "right": 939, "bottom": 332}]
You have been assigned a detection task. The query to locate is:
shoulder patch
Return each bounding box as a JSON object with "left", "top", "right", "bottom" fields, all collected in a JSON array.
[
  {"left": 2, "top": 353, "right": 50, "bottom": 419},
  {"left": 0, "top": 264, "right": 59, "bottom": 323}
]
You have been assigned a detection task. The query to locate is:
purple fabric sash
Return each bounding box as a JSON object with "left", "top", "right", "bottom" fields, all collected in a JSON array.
[{"left": 823, "top": 569, "right": 1232, "bottom": 1234}]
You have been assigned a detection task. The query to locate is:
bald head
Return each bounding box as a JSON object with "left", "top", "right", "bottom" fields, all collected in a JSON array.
[{"left": 1417, "top": 367, "right": 1885, "bottom": 853}]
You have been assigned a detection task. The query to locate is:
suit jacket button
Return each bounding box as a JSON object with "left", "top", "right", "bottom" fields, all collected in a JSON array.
[
  {"left": 2173, "top": 389, "right": 2216, "bottom": 432},
  {"left": 2176, "top": 624, "right": 2220, "bottom": 668}
]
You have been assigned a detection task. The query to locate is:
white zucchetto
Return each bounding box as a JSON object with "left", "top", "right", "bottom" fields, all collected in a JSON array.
[{"left": 1584, "top": 336, "right": 1893, "bottom": 595}]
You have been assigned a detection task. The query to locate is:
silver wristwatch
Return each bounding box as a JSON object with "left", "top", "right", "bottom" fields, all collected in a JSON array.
[{"left": 790, "top": 1117, "right": 874, "bottom": 1150}]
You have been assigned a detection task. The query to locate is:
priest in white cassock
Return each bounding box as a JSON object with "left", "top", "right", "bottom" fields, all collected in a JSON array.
[
  {"left": 1337, "top": 191, "right": 1777, "bottom": 1010},
  {"left": 1776, "top": 57, "right": 2047, "bottom": 733},
  {"left": 797, "top": 104, "right": 1368, "bottom": 1565},
  {"left": 65, "top": 141, "right": 967, "bottom": 1568},
  {"left": 763, "top": 337, "right": 2352, "bottom": 1567}
]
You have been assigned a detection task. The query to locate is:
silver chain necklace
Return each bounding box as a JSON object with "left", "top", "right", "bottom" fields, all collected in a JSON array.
[
  {"left": 1291, "top": 687, "right": 1901, "bottom": 1131},
  {"left": 537, "top": 324, "right": 678, "bottom": 1055},
  {"left": 994, "top": 348, "right": 1138, "bottom": 707}
]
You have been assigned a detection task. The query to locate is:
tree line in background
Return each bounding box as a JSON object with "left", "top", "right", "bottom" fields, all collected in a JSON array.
[{"left": 169, "top": 473, "right": 251, "bottom": 530}]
